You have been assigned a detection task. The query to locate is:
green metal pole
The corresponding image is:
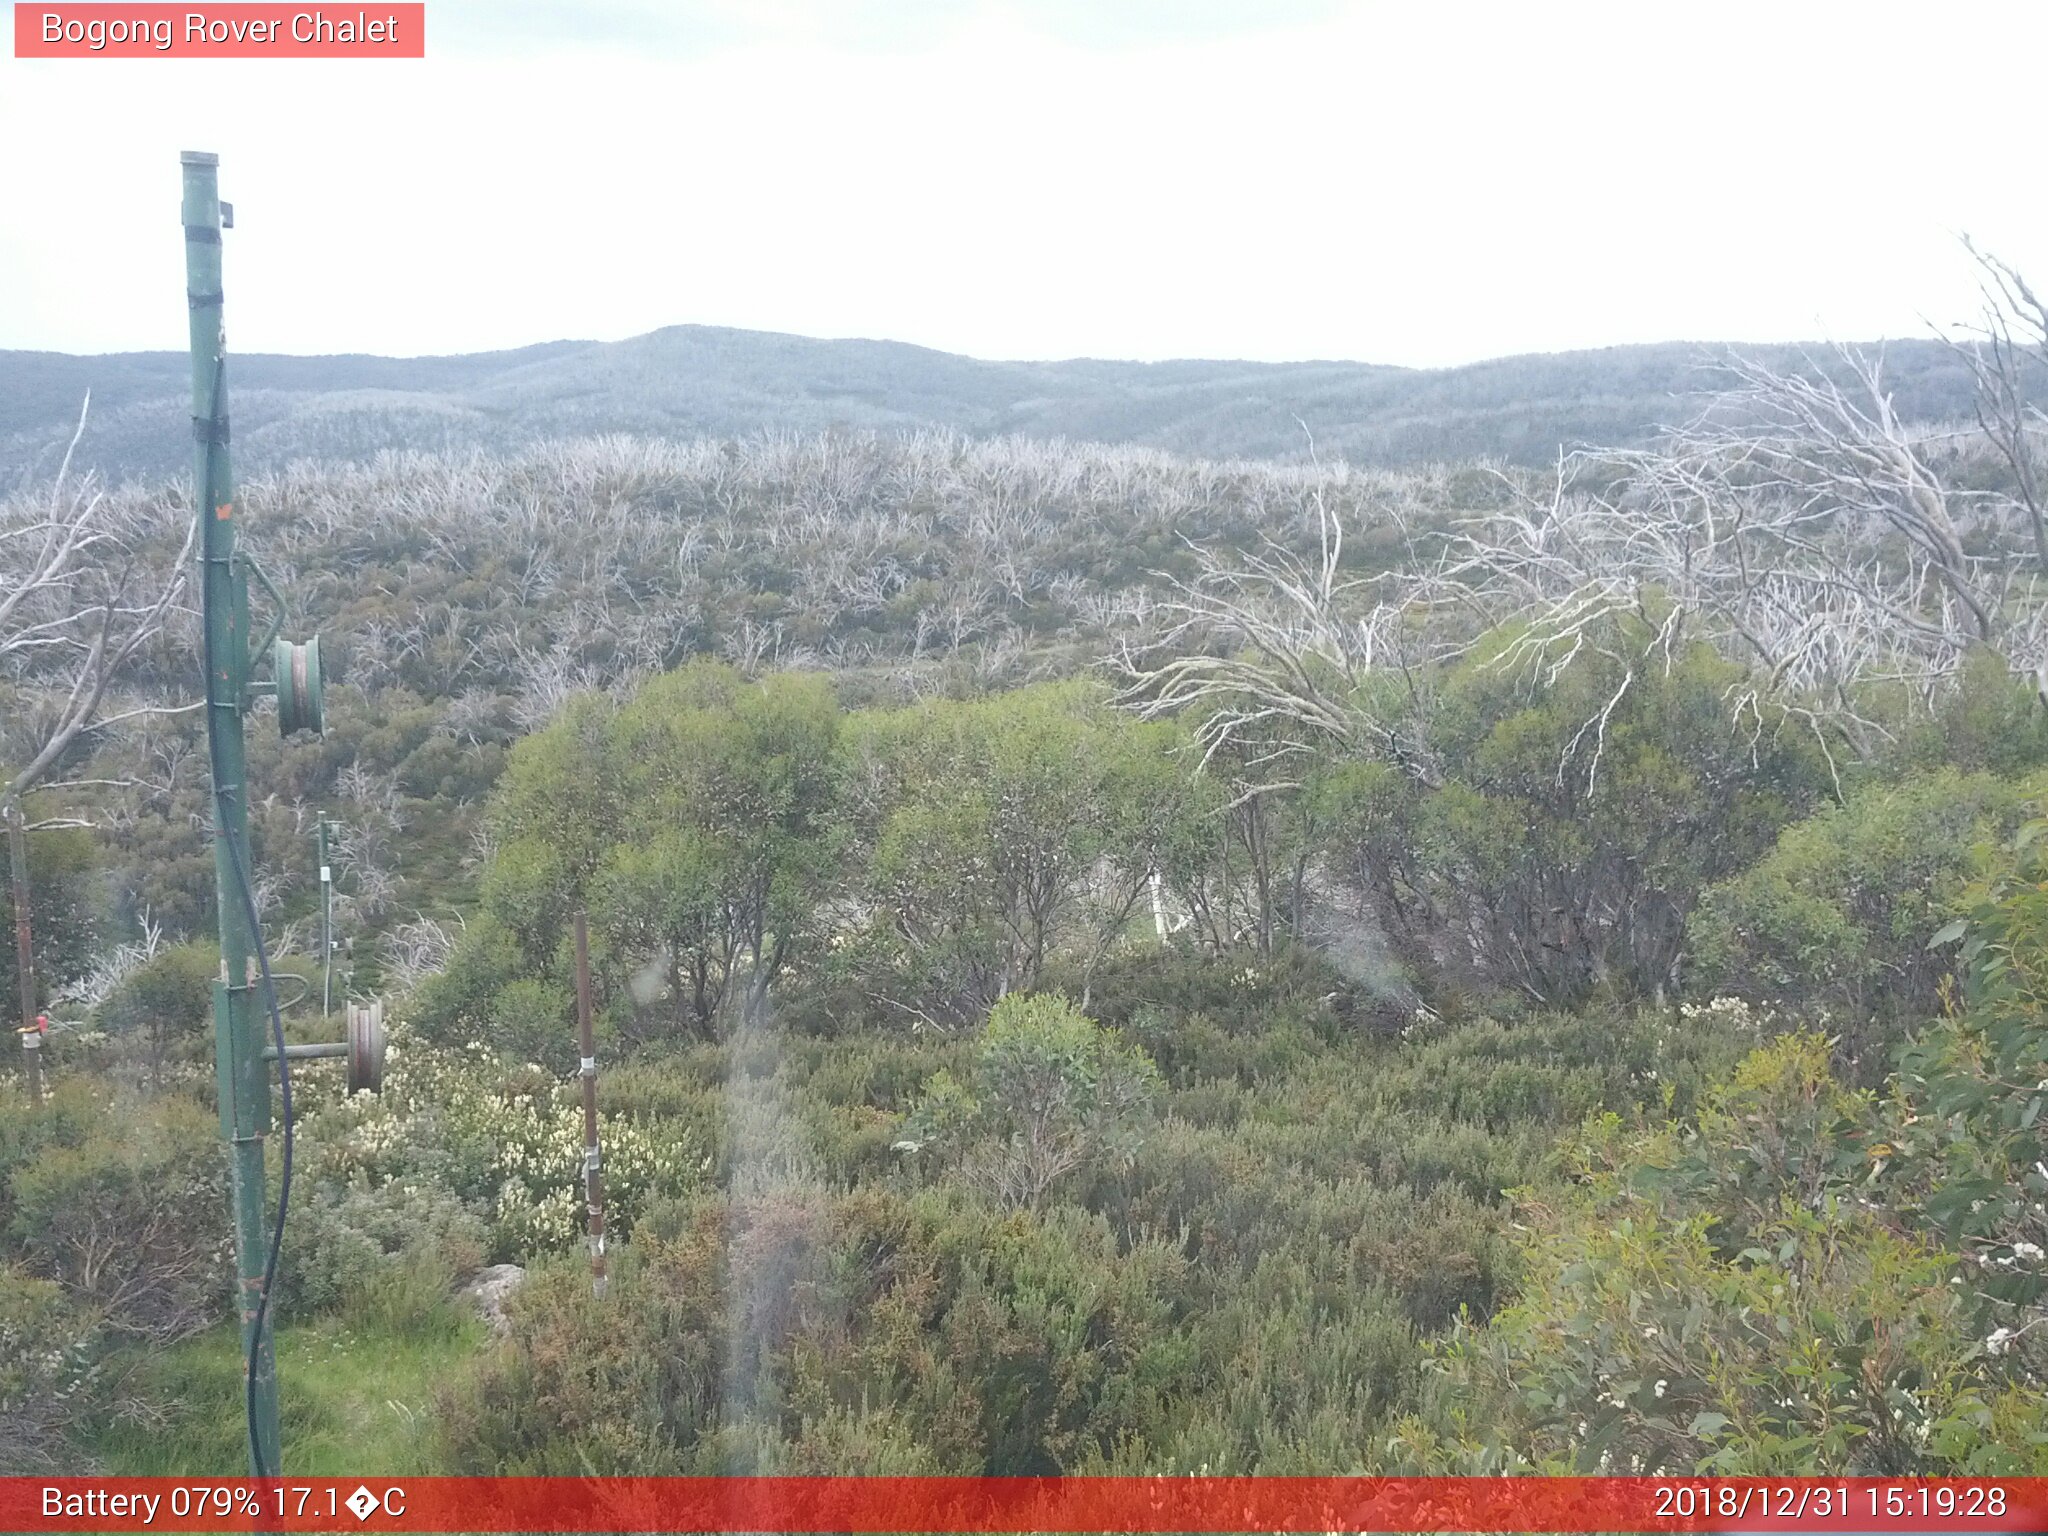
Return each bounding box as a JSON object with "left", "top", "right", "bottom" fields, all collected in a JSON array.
[
  {"left": 318, "top": 820, "right": 333, "bottom": 1016},
  {"left": 182, "top": 149, "right": 280, "bottom": 1478}
]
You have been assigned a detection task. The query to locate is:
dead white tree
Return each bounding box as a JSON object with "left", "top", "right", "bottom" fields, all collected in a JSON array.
[
  {"left": 3, "top": 398, "right": 196, "bottom": 1043},
  {"left": 381, "top": 911, "right": 462, "bottom": 993},
  {"left": 1114, "top": 272, "right": 2048, "bottom": 815},
  {"left": 50, "top": 905, "right": 163, "bottom": 1015},
  {"left": 1420, "top": 342, "right": 2048, "bottom": 774},
  {"left": 2, "top": 398, "right": 198, "bottom": 810},
  {"left": 1946, "top": 236, "right": 2048, "bottom": 570},
  {"left": 1114, "top": 463, "right": 1435, "bottom": 792}
]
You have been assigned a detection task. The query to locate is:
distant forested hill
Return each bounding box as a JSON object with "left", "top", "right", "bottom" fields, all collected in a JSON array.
[{"left": 0, "top": 325, "right": 1981, "bottom": 485}]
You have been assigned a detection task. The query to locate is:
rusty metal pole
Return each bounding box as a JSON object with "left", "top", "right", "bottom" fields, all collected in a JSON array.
[
  {"left": 574, "top": 910, "right": 607, "bottom": 1299},
  {"left": 6, "top": 800, "right": 41, "bottom": 1101}
]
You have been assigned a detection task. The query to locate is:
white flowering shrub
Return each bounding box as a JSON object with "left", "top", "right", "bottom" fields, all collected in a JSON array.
[
  {"left": 1675, "top": 995, "right": 1770, "bottom": 1034},
  {"left": 298, "top": 1023, "right": 702, "bottom": 1262},
  {"left": 0, "top": 1269, "right": 101, "bottom": 1473}
]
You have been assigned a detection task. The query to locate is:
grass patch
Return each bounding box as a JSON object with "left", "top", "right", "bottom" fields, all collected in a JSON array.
[{"left": 97, "top": 1311, "right": 487, "bottom": 1476}]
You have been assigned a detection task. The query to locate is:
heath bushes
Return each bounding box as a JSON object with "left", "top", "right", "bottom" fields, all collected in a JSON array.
[
  {"left": 1389, "top": 1034, "right": 2043, "bottom": 1476},
  {"left": 1329, "top": 631, "right": 1828, "bottom": 1007},
  {"left": 297, "top": 1023, "right": 702, "bottom": 1264},
  {"left": 901, "top": 993, "right": 1161, "bottom": 1211},
  {"left": 1691, "top": 768, "right": 2039, "bottom": 1065},
  {"left": 279, "top": 1179, "right": 488, "bottom": 1327},
  {"left": 91, "top": 941, "right": 214, "bottom": 1087},
  {"left": 3, "top": 1089, "right": 227, "bottom": 1344}
]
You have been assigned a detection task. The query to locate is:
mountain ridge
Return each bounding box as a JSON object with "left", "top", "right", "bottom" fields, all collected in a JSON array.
[{"left": 0, "top": 323, "right": 1981, "bottom": 486}]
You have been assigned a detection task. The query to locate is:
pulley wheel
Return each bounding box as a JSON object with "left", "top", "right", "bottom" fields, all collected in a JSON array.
[
  {"left": 345, "top": 998, "right": 386, "bottom": 1095},
  {"left": 274, "top": 635, "right": 324, "bottom": 736}
]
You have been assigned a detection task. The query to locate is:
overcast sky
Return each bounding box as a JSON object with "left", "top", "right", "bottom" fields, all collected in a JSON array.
[{"left": 3, "top": 0, "right": 2043, "bottom": 367}]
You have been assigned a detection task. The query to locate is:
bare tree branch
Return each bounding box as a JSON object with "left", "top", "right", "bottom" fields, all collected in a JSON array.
[{"left": 2, "top": 395, "right": 198, "bottom": 809}]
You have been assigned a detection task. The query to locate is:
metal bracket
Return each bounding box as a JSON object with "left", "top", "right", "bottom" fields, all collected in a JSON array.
[{"left": 241, "top": 553, "right": 288, "bottom": 666}]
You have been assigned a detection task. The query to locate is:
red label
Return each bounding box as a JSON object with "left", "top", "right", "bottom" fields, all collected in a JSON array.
[
  {"left": 13, "top": 4, "right": 425, "bottom": 57},
  {"left": 2, "top": 1477, "right": 2046, "bottom": 1533}
]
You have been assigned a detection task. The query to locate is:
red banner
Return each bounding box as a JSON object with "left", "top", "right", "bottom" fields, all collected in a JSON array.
[
  {"left": 13, "top": 4, "right": 425, "bottom": 58},
  {"left": 5, "top": 1477, "right": 2047, "bottom": 1532}
]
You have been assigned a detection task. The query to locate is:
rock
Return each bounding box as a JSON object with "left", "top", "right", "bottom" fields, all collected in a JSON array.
[{"left": 460, "top": 1263, "right": 526, "bottom": 1336}]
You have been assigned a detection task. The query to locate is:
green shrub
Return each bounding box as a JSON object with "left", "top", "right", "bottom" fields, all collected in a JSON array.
[
  {"left": 0, "top": 1077, "right": 102, "bottom": 1234},
  {"left": 441, "top": 1182, "right": 1199, "bottom": 1476},
  {"left": 436, "top": 1204, "right": 723, "bottom": 1474},
  {"left": 0, "top": 825, "right": 103, "bottom": 1015},
  {"left": 1335, "top": 629, "right": 1827, "bottom": 1007},
  {"left": 279, "top": 1179, "right": 488, "bottom": 1325},
  {"left": 409, "top": 910, "right": 529, "bottom": 1050},
  {"left": 1389, "top": 1035, "right": 2048, "bottom": 1476},
  {"left": 903, "top": 993, "right": 1161, "bottom": 1209},
  {"left": 1691, "top": 768, "right": 2037, "bottom": 1064},
  {"left": 0, "top": 1266, "right": 103, "bottom": 1473},
  {"left": 1899, "top": 648, "right": 2048, "bottom": 777},
  {"left": 4, "top": 1092, "right": 227, "bottom": 1343},
  {"left": 1892, "top": 812, "right": 2048, "bottom": 1327},
  {"left": 92, "top": 941, "right": 214, "bottom": 1085}
]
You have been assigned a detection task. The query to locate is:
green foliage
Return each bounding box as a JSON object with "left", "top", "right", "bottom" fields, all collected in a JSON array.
[
  {"left": 452, "top": 663, "right": 843, "bottom": 1045},
  {"left": 603, "top": 665, "right": 844, "bottom": 1030},
  {"left": 1692, "top": 769, "right": 2035, "bottom": 1061},
  {"left": 1389, "top": 815, "right": 2048, "bottom": 1480},
  {"left": 1331, "top": 630, "right": 1826, "bottom": 1006},
  {"left": 0, "top": 824, "right": 102, "bottom": 1013},
  {"left": 0, "top": 1265, "right": 102, "bottom": 1473},
  {"left": 0, "top": 1077, "right": 102, "bottom": 1235},
  {"left": 24, "top": 346, "right": 2048, "bottom": 1488},
  {"left": 841, "top": 682, "right": 1207, "bottom": 1021},
  {"left": 430, "top": 966, "right": 1737, "bottom": 1477},
  {"left": 91, "top": 940, "right": 214, "bottom": 1084},
  {"left": 2, "top": 1085, "right": 227, "bottom": 1343},
  {"left": 1899, "top": 648, "right": 2048, "bottom": 778},
  {"left": 429, "top": 672, "right": 1208, "bottom": 1047},
  {"left": 481, "top": 695, "right": 626, "bottom": 959},
  {"left": 1891, "top": 814, "right": 2048, "bottom": 1331},
  {"left": 411, "top": 911, "right": 529, "bottom": 1051},
  {"left": 442, "top": 1183, "right": 1294, "bottom": 1476},
  {"left": 905, "top": 993, "right": 1162, "bottom": 1209},
  {"left": 298, "top": 1021, "right": 702, "bottom": 1264},
  {"left": 27, "top": 467, "right": 2048, "bottom": 1482},
  {"left": 279, "top": 1179, "right": 488, "bottom": 1331},
  {"left": 1391, "top": 1035, "right": 2044, "bottom": 1476}
]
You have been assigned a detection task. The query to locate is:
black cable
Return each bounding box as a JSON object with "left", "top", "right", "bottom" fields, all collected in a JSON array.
[
  {"left": 198, "top": 350, "right": 294, "bottom": 1479},
  {"left": 227, "top": 812, "right": 294, "bottom": 1478}
]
